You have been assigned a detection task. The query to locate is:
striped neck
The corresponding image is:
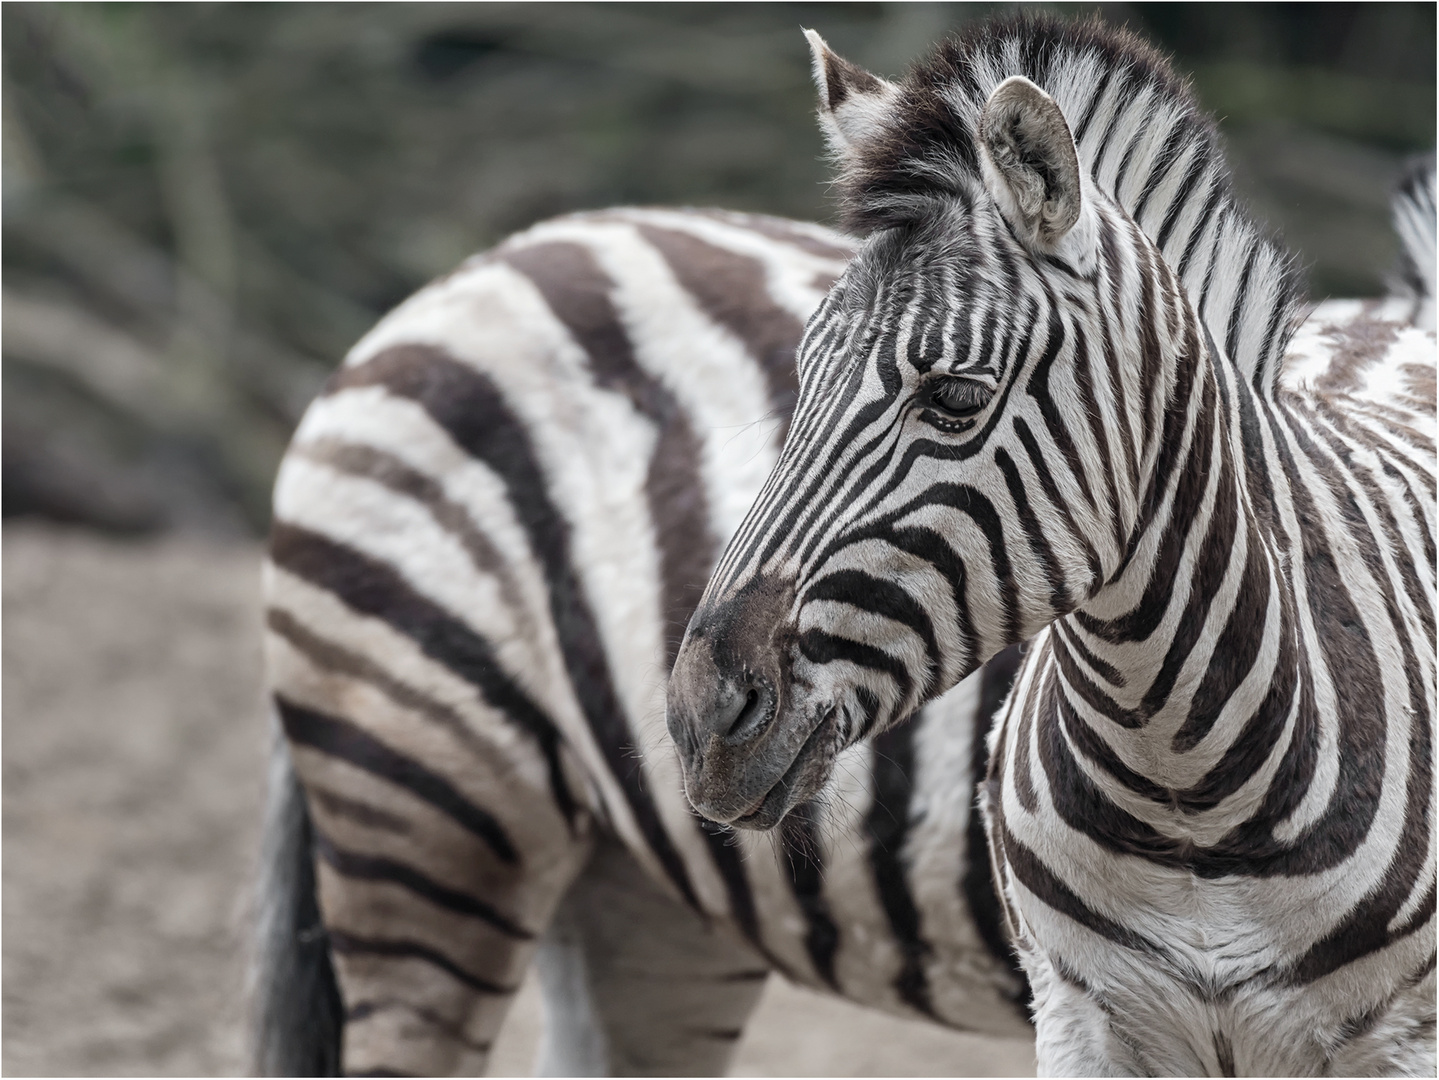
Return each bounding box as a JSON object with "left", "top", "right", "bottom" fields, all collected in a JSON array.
[{"left": 1046, "top": 267, "right": 1300, "bottom": 848}]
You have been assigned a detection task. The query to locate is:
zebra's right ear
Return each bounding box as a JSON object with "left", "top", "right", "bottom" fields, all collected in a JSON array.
[{"left": 804, "top": 29, "right": 900, "bottom": 163}]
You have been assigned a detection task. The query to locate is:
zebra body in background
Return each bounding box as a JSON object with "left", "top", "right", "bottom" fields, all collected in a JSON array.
[
  {"left": 255, "top": 206, "right": 1034, "bottom": 1077},
  {"left": 667, "top": 15, "right": 1435, "bottom": 1078}
]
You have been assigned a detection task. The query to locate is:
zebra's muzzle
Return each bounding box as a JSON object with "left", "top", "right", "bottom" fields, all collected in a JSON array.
[
  {"left": 727, "top": 707, "right": 837, "bottom": 830},
  {"left": 674, "top": 695, "right": 837, "bottom": 830},
  {"left": 667, "top": 574, "right": 831, "bottom": 828}
]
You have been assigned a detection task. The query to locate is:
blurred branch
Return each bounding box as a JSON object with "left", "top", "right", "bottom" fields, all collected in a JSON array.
[
  {"left": 47, "top": 5, "right": 239, "bottom": 386},
  {"left": 1, "top": 70, "right": 45, "bottom": 210},
  {"left": 8, "top": 192, "right": 328, "bottom": 423},
  {"left": 4, "top": 288, "right": 173, "bottom": 424}
]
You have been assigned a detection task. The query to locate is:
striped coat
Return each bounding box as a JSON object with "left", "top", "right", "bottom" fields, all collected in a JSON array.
[{"left": 256, "top": 207, "right": 1032, "bottom": 1076}]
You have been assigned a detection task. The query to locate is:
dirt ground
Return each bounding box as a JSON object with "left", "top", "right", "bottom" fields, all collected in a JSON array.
[{"left": 2, "top": 524, "right": 1035, "bottom": 1077}]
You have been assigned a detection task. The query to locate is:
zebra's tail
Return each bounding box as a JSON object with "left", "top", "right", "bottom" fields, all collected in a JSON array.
[
  {"left": 250, "top": 718, "right": 343, "bottom": 1076},
  {"left": 1389, "top": 153, "right": 1436, "bottom": 331}
]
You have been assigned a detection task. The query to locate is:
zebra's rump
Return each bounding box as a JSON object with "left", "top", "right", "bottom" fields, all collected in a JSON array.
[{"left": 264, "top": 206, "right": 1031, "bottom": 1039}]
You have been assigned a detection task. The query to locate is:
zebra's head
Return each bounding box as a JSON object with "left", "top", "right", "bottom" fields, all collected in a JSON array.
[{"left": 669, "top": 18, "right": 1253, "bottom": 829}]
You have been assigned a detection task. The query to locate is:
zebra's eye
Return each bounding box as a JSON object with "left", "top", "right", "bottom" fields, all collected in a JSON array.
[{"left": 926, "top": 377, "right": 992, "bottom": 420}]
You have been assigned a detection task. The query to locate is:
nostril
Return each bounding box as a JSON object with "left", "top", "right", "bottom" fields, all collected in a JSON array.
[
  {"left": 730, "top": 689, "right": 759, "bottom": 736},
  {"left": 725, "top": 684, "right": 772, "bottom": 742}
]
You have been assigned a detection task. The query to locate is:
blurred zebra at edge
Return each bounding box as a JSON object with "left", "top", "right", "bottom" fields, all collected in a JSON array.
[{"left": 252, "top": 206, "right": 1034, "bottom": 1077}]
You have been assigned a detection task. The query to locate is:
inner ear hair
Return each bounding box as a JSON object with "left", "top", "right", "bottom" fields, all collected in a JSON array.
[{"left": 980, "top": 76, "right": 1082, "bottom": 248}]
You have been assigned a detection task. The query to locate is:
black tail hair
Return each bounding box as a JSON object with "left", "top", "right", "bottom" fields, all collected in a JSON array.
[{"left": 250, "top": 719, "right": 343, "bottom": 1076}]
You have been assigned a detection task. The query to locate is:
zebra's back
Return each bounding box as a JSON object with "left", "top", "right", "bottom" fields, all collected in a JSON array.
[{"left": 261, "top": 207, "right": 1030, "bottom": 1074}]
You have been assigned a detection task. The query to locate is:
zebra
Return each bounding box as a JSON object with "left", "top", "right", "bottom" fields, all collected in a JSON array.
[
  {"left": 253, "top": 204, "right": 1038, "bottom": 1075},
  {"left": 667, "top": 15, "right": 1436, "bottom": 1079}
]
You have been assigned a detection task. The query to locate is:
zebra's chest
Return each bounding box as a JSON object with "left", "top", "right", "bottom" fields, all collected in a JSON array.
[{"left": 1026, "top": 908, "right": 1436, "bottom": 1076}]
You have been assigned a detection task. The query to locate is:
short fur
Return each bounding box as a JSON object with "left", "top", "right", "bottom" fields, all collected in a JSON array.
[{"left": 256, "top": 206, "right": 1032, "bottom": 1075}]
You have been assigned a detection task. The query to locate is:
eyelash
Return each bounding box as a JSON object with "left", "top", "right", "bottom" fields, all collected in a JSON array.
[
  {"left": 924, "top": 378, "right": 993, "bottom": 427},
  {"left": 931, "top": 378, "right": 989, "bottom": 411}
]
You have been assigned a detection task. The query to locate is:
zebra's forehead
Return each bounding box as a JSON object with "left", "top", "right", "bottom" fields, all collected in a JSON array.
[{"left": 835, "top": 209, "right": 987, "bottom": 311}]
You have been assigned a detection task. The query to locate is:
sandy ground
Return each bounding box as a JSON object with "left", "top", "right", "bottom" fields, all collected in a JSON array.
[{"left": 2, "top": 524, "right": 1035, "bottom": 1076}]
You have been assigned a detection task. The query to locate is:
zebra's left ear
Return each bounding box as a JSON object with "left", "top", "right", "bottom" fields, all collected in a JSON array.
[
  {"left": 804, "top": 29, "right": 900, "bottom": 164},
  {"left": 979, "top": 76, "right": 1086, "bottom": 251}
]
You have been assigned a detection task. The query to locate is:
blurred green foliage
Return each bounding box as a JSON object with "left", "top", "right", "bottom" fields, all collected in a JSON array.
[{"left": 3, "top": 2, "right": 1433, "bottom": 534}]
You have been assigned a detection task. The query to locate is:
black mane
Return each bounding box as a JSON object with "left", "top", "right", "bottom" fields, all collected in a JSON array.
[{"left": 832, "top": 13, "right": 1305, "bottom": 388}]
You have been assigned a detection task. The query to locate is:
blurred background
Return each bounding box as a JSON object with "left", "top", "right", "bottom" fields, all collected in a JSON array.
[
  {"left": 2, "top": 4, "right": 1434, "bottom": 1076},
  {"left": 3, "top": 1, "right": 1435, "bottom": 537}
]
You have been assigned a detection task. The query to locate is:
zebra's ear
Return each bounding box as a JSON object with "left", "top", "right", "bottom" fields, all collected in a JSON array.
[
  {"left": 804, "top": 29, "right": 900, "bottom": 162},
  {"left": 979, "top": 76, "right": 1084, "bottom": 250}
]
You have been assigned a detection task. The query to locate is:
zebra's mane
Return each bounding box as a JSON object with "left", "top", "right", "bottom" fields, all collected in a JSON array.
[{"left": 839, "top": 14, "right": 1305, "bottom": 391}]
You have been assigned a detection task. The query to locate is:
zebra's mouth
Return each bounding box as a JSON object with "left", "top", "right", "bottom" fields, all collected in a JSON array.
[{"left": 729, "top": 706, "right": 837, "bottom": 830}]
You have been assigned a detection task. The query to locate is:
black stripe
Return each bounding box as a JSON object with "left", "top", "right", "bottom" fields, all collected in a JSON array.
[
  {"left": 867, "top": 716, "right": 934, "bottom": 1017},
  {"left": 780, "top": 803, "right": 841, "bottom": 989},
  {"left": 689, "top": 1027, "right": 745, "bottom": 1041},
  {"left": 346, "top": 1000, "right": 492, "bottom": 1055},
  {"left": 1000, "top": 823, "right": 1164, "bottom": 956},
  {"left": 1131, "top": 118, "right": 1190, "bottom": 225},
  {"left": 796, "top": 629, "right": 912, "bottom": 701},
  {"left": 1053, "top": 620, "right": 1126, "bottom": 690},
  {"left": 270, "top": 521, "right": 578, "bottom": 829},
  {"left": 1224, "top": 242, "right": 1260, "bottom": 366},
  {"left": 1224, "top": 405, "right": 1388, "bottom": 876},
  {"left": 1154, "top": 140, "right": 1210, "bottom": 252},
  {"left": 695, "top": 818, "right": 774, "bottom": 966},
  {"left": 695, "top": 208, "right": 855, "bottom": 261},
  {"left": 327, "top": 345, "right": 701, "bottom": 909},
  {"left": 635, "top": 223, "right": 807, "bottom": 442},
  {"left": 994, "top": 446, "right": 1070, "bottom": 615},
  {"left": 500, "top": 242, "right": 717, "bottom": 670},
  {"left": 805, "top": 568, "right": 939, "bottom": 685},
  {"left": 276, "top": 695, "right": 519, "bottom": 865},
  {"left": 1177, "top": 180, "right": 1224, "bottom": 280},
  {"left": 964, "top": 646, "right": 1030, "bottom": 1014},
  {"left": 327, "top": 930, "right": 514, "bottom": 995},
  {"left": 313, "top": 831, "right": 534, "bottom": 939},
  {"left": 297, "top": 437, "right": 526, "bottom": 619},
  {"left": 1071, "top": 61, "right": 1115, "bottom": 147},
  {"left": 308, "top": 785, "right": 411, "bottom": 836},
  {"left": 267, "top": 606, "right": 507, "bottom": 768},
  {"left": 876, "top": 524, "right": 980, "bottom": 677},
  {"left": 1111, "top": 110, "right": 1153, "bottom": 205}
]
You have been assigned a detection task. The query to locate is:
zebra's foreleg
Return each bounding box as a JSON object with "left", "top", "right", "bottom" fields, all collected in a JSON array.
[{"left": 535, "top": 835, "right": 769, "bottom": 1077}]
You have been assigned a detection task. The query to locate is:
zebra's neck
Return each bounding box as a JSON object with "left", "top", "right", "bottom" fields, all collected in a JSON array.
[{"left": 1040, "top": 258, "right": 1302, "bottom": 849}]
